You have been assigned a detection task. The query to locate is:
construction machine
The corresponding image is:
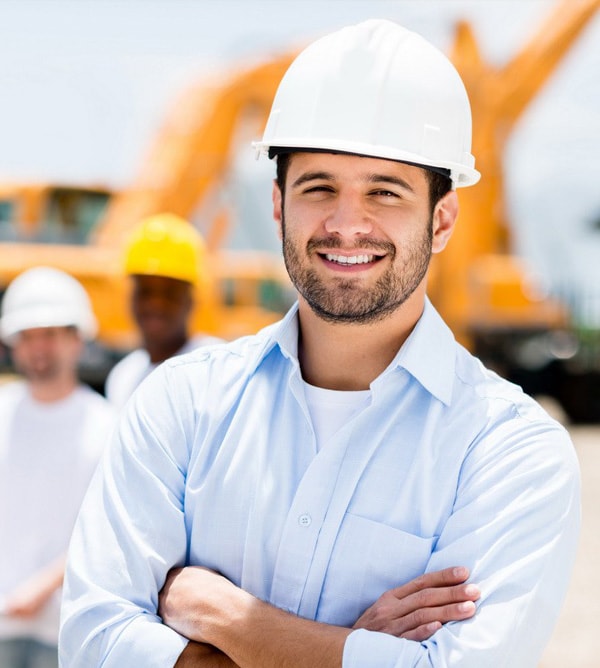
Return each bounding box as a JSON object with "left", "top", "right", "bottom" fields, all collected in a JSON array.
[
  {"left": 439, "top": 0, "right": 600, "bottom": 422},
  {"left": 0, "top": 0, "right": 598, "bottom": 419}
]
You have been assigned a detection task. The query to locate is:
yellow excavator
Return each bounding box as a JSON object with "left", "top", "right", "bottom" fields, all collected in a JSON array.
[{"left": 1, "top": 0, "right": 598, "bottom": 419}]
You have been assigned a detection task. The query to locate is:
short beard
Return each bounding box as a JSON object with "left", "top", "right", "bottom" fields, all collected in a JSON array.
[
  {"left": 16, "top": 360, "right": 62, "bottom": 383},
  {"left": 282, "top": 216, "right": 433, "bottom": 325}
]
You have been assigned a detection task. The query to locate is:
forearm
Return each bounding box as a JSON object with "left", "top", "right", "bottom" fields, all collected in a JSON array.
[
  {"left": 161, "top": 569, "right": 349, "bottom": 668},
  {"left": 210, "top": 593, "right": 349, "bottom": 668},
  {"left": 161, "top": 566, "right": 480, "bottom": 668},
  {"left": 175, "top": 642, "right": 238, "bottom": 667}
]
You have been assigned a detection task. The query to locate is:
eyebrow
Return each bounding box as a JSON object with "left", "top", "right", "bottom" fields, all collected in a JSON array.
[
  {"left": 367, "top": 173, "right": 415, "bottom": 193},
  {"left": 290, "top": 170, "right": 416, "bottom": 193},
  {"left": 291, "top": 171, "right": 333, "bottom": 188}
]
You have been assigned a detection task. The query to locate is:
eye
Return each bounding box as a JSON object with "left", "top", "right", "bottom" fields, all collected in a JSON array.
[
  {"left": 302, "top": 185, "right": 335, "bottom": 194},
  {"left": 297, "top": 184, "right": 337, "bottom": 200},
  {"left": 370, "top": 189, "right": 400, "bottom": 198}
]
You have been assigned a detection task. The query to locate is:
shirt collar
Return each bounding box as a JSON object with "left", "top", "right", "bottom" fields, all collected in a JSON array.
[
  {"left": 262, "top": 298, "right": 456, "bottom": 405},
  {"left": 271, "top": 302, "right": 301, "bottom": 361},
  {"left": 386, "top": 298, "right": 456, "bottom": 405},
  {"left": 247, "top": 302, "right": 300, "bottom": 376}
]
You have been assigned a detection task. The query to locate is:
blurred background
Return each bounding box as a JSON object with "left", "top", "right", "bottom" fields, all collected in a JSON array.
[
  {"left": 0, "top": 1, "right": 598, "bottom": 665},
  {"left": 1, "top": 0, "right": 599, "bottom": 421}
]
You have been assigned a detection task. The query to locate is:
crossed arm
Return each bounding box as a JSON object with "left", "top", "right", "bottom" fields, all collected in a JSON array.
[{"left": 159, "top": 565, "right": 480, "bottom": 668}]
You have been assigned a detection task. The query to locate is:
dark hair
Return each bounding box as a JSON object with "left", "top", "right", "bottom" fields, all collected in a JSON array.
[
  {"left": 425, "top": 170, "right": 453, "bottom": 214},
  {"left": 275, "top": 152, "right": 452, "bottom": 215},
  {"left": 275, "top": 152, "right": 291, "bottom": 195}
]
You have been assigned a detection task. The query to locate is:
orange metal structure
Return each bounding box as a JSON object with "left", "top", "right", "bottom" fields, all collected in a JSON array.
[{"left": 432, "top": 0, "right": 600, "bottom": 343}]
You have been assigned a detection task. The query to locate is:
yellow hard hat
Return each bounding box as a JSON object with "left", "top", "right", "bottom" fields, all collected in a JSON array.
[{"left": 124, "top": 213, "right": 205, "bottom": 285}]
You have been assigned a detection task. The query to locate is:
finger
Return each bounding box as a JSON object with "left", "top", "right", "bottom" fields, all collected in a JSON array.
[
  {"left": 400, "top": 621, "right": 442, "bottom": 642},
  {"left": 354, "top": 590, "right": 479, "bottom": 636},
  {"left": 361, "top": 581, "right": 480, "bottom": 627},
  {"left": 388, "top": 567, "right": 470, "bottom": 600},
  {"left": 396, "top": 581, "right": 480, "bottom": 615},
  {"left": 388, "top": 600, "right": 477, "bottom": 637}
]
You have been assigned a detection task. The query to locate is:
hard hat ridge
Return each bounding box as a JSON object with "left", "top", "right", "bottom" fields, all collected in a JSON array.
[{"left": 254, "top": 18, "right": 480, "bottom": 187}]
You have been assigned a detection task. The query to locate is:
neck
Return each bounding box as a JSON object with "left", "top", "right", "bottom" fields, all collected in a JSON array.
[
  {"left": 297, "top": 292, "right": 425, "bottom": 390},
  {"left": 145, "top": 334, "right": 188, "bottom": 365},
  {"left": 29, "top": 376, "right": 78, "bottom": 403}
]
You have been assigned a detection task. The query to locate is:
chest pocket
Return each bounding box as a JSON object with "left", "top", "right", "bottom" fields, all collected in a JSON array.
[{"left": 317, "top": 512, "right": 436, "bottom": 627}]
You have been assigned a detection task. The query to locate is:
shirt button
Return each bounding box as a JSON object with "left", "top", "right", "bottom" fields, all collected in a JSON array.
[{"left": 298, "top": 513, "right": 312, "bottom": 527}]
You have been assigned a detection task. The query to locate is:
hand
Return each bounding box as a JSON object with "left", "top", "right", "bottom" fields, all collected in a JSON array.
[
  {"left": 4, "top": 572, "right": 58, "bottom": 618},
  {"left": 353, "top": 566, "right": 480, "bottom": 641},
  {"left": 4, "top": 555, "right": 65, "bottom": 619},
  {"left": 162, "top": 567, "right": 349, "bottom": 668},
  {"left": 161, "top": 568, "right": 243, "bottom": 667},
  {"left": 159, "top": 566, "right": 237, "bottom": 644}
]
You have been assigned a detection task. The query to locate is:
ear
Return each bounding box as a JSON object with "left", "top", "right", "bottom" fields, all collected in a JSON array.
[
  {"left": 431, "top": 190, "right": 459, "bottom": 254},
  {"left": 272, "top": 180, "right": 283, "bottom": 241}
]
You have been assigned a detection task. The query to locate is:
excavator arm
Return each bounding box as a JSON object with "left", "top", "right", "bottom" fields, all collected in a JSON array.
[
  {"left": 495, "top": 0, "right": 600, "bottom": 128},
  {"left": 434, "top": 0, "right": 600, "bottom": 342},
  {"left": 94, "top": 55, "right": 296, "bottom": 248}
]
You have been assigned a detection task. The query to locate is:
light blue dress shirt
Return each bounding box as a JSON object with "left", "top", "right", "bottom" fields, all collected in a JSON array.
[{"left": 60, "top": 300, "right": 580, "bottom": 667}]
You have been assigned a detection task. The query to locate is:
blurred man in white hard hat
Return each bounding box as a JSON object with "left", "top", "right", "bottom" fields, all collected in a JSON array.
[
  {"left": 104, "top": 213, "right": 222, "bottom": 409},
  {"left": 61, "top": 20, "right": 579, "bottom": 668},
  {"left": 0, "top": 267, "right": 115, "bottom": 668}
]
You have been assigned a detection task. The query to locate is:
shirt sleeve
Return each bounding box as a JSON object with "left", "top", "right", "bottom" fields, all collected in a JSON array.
[
  {"left": 343, "top": 413, "right": 581, "bottom": 667},
  {"left": 59, "top": 365, "right": 192, "bottom": 666}
]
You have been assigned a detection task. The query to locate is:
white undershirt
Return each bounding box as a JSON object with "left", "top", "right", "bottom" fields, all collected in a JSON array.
[{"left": 302, "top": 381, "right": 371, "bottom": 451}]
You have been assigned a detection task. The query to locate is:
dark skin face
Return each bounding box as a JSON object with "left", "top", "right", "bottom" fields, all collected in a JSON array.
[{"left": 130, "top": 274, "right": 194, "bottom": 364}]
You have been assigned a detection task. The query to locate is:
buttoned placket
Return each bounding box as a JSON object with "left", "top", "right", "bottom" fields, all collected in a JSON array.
[{"left": 269, "top": 370, "right": 410, "bottom": 619}]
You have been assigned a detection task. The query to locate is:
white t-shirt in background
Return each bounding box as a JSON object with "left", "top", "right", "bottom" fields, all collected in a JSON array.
[
  {"left": 105, "top": 335, "right": 223, "bottom": 409},
  {"left": 0, "top": 381, "right": 116, "bottom": 645}
]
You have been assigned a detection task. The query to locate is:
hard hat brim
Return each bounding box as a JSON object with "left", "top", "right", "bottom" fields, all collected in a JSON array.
[{"left": 253, "top": 140, "right": 481, "bottom": 188}]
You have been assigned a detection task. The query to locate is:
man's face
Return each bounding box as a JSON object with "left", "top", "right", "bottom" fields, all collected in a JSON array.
[
  {"left": 131, "top": 275, "right": 193, "bottom": 347},
  {"left": 273, "top": 152, "right": 456, "bottom": 324},
  {"left": 12, "top": 326, "right": 82, "bottom": 382}
]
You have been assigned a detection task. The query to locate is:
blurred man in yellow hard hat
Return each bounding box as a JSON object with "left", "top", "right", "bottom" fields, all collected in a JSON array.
[{"left": 104, "top": 213, "right": 222, "bottom": 408}]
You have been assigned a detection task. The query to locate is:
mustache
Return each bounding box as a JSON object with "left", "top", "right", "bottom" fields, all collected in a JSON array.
[{"left": 306, "top": 237, "right": 395, "bottom": 255}]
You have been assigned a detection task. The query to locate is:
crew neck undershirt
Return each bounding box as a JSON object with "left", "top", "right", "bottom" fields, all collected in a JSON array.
[{"left": 302, "top": 381, "right": 371, "bottom": 451}]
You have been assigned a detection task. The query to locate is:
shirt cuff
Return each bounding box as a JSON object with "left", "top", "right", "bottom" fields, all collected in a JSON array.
[
  {"left": 343, "top": 628, "right": 420, "bottom": 667},
  {"left": 102, "top": 617, "right": 189, "bottom": 667}
]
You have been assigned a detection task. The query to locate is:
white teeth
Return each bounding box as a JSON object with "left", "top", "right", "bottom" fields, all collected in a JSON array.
[{"left": 325, "top": 253, "right": 373, "bottom": 265}]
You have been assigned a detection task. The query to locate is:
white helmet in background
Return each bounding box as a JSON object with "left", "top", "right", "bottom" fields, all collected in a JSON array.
[
  {"left": 0, "top": 266, "right": 98, "bottom": 346},
  {"left": 254, "top": 19, "right": 480, "bottom": 188}
]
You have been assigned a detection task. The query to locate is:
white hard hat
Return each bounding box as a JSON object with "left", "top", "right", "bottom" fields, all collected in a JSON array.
[
  {"left": 0, "top": 266, "right": 98, "bottom": 346},
  {"left": 254, "top": 19, "right": 480, "bottom": 188}
]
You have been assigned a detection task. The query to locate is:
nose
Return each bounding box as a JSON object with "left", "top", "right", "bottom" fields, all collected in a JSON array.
[{"left": 324, "top": 192, "right": 374, "bottom": 237}]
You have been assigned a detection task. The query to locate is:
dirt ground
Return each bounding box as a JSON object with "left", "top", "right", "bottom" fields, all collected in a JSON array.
[{"left": 538, "top": 423, "right": 600, "bottom": 667}]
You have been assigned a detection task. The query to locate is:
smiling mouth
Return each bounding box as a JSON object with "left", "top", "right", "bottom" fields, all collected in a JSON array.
[{"left": 322, "top": 253, "right": 382, "bottom": 266}]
